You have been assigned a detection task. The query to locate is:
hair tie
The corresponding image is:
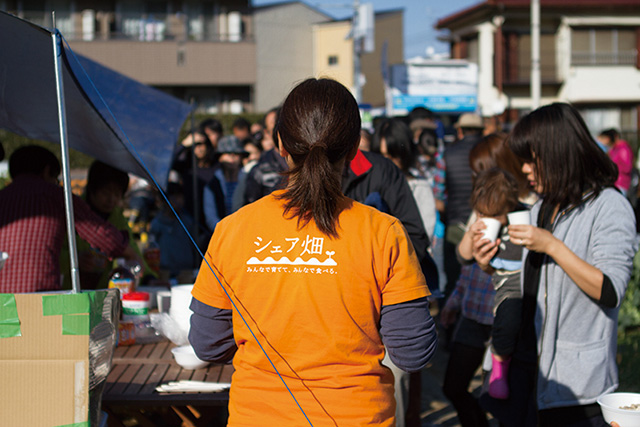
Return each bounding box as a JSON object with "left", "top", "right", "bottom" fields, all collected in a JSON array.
[{"left": 309, "top": 142, "right": 327, "bottom": 152}]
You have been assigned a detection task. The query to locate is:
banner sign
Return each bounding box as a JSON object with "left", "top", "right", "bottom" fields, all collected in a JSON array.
[{"left": 389, "top": 61, "right": 478, "bottom": 114}]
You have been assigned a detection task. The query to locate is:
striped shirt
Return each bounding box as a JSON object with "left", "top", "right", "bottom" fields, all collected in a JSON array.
[{"left": 433, "top": 151, "right": 446, "bottom": 203}]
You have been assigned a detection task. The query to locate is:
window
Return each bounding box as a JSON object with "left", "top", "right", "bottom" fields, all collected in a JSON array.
[
  {"left": 571, "top": 28, "right": 637, "bottom": 65},
  {"left": 144, "top": 1, "right": 167, "bottom": 15},
  {"left": 20, "top": 0, "right": 48, "bottom": 26},
  {"left": 503, "top": 32, "right": 557, "bottom": 83},
  {"left": 516, "top": 34, "right": 556, "bottom": 81},
  {"left": 328, "top": 55, "right": 339, "bottom": 66},
  {"left": 467, "top": 38, "right": 479, "bottom": 65},
  {"left": 580, "top": 106, "right": 638, "bottom": 137}
]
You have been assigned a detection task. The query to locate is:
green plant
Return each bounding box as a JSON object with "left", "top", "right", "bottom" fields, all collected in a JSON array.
[
  {"left": 617, "top": 327, "right": 640, "bottom": 392},
  {"left": 0, "top": 175, "right": 10, "bottom": 190},
  {"left": 616, "top": 248, "right": 640, "bottom": 392},
  {"left": 0, "top": 130, "right": 95, "bottom": 169},
  {"left": 619, "top": 249, "right": 640, "bottom": 335}
]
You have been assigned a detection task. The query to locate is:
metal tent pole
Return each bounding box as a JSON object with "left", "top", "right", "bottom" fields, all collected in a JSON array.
[
  {"left": 189, "top": 100, "right": 199, "bottom": 259},
  {"left": 52, "top": 29, "right": 81, "bottom": 293}
]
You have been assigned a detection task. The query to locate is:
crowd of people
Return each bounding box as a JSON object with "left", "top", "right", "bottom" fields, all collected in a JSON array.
[{"left": 0, "top": 77, "right": 637, "bottom": 426}]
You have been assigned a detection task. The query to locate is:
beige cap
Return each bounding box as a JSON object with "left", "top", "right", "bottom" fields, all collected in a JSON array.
[{"left": 454, "top": 113, "right": 484, "bottom": 129}]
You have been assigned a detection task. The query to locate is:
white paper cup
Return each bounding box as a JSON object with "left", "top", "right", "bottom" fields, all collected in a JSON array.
[
  {"left": 507, "top": 210, "right": 530, "bottom": 225},
  {"left": 480, "top": 218, "right": 502, "bottom": 242},
  {"left": 170, "top": 284, "right": 194, "bottom": 337},
  {"left": 157, "top": 291, "right": 171, "bottom": 313}
]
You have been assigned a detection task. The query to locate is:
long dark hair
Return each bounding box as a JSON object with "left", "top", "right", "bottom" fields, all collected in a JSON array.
[
  {"left": 275, "top": 78, "right": 361, "bottom": 238},
  {"left": 372, "top": 118, "right": 416, "bottom": 174},
  {"left": 508, "top": 103, "right": 617, "bottom": 210}
]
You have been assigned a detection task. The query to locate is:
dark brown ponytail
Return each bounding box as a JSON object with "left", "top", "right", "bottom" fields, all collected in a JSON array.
[{"left": 275, "top": 78, "right": 361, "bottom": 238}]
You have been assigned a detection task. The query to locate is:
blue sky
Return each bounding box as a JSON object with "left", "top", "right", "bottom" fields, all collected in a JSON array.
[{"left": 251, "top": 0, "right": 480, "bottom": 59}]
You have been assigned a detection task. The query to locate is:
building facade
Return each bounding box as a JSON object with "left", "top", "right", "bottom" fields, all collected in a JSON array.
[
  {"left": 253, "top": 2, "right": 403, "bottom": 111},
  {"left": 436, "top": 0, "right": 640, "bottom": 139},
  {"left": 4, "top": 1, "right": 405, "bottom": 114},
  {"left": 3, "top": 0, "right": 256, "bottom": 113},
  {"left": 313, "top": 9, "right": 404, "bottom": 109},
  {"left": 253, "top": 1, "right": 332, "bottom": 112}
]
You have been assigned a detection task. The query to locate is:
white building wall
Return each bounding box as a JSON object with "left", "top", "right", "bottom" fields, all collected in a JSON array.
[
  {"left": 556, "top": 20, "right": 572, "bottom": 83},
  {"left": 558, "top": 16, "right": 640, "bottom": 105},
  {"left": 477, "top": 22, "right": 496, "bottom": 116},
  {"left": 560, "top": 67, "right": 640, "bottom": 103}
]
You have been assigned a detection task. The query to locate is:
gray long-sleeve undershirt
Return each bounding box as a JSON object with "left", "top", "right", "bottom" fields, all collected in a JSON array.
[{"left": 189, "top": 296, "right": 437, "bottom": 372}]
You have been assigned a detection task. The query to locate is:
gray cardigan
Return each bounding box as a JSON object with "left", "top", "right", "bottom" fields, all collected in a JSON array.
[{"left": 524, "top": 188, "right": 637, "bottom": 410}]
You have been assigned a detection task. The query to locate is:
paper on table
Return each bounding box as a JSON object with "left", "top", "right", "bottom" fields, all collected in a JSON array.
[{"left": 155, "top": 380, "right": 231, "bottom": 393}]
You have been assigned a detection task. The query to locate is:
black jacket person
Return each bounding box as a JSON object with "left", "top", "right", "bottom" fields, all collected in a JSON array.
[{"left": 342, "top": 149, "right": 439, "bottom": 291}]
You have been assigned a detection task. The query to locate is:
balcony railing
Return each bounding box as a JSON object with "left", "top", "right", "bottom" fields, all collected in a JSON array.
[
  {"left": 16, "top": 10, "right": 253, "bottom": 43},
  {"left": 571, "top": 51, "right": 637, "bottom": 66}
]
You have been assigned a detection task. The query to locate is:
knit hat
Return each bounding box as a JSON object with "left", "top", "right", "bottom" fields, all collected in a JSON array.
[{"left": 216, "top": 135, "right": 248, "bottom": 155}]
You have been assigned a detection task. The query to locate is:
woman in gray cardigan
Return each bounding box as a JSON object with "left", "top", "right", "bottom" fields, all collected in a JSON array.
[{"left": 474, "top": 103, "right": 637, "bottom": 426}]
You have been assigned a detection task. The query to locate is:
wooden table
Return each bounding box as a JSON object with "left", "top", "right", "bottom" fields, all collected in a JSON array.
[{"left": 102, "top": 340, "right": 234, "bottom": 426}]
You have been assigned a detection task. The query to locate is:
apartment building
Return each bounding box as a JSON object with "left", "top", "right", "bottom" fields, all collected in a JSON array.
[
  {"left": 253, "top": 1, "right": 332, "bottom": 112},
  {"left": 2, "top": 0, "right": 256, "bottom": 113},
  {"left": 313, "top": 9, "right": 404, "bottom": 109},
  {"left": 253, "top": 2, "right": 403, "bottom": 110},
  {"left": 4, "top": 1, "right": 404, "bottom": 114},
  {"left": 436, "top": 0, "right": 640, "bottom": 138}
]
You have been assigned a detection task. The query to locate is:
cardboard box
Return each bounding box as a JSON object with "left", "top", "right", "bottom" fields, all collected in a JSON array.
[{"left": 0, "top": 290, "right": 118, "bottom": 427}]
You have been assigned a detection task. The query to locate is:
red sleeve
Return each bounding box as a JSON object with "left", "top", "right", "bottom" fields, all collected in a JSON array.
[{"left": 72, "top": 195, "right": 129, "bottom": 258}]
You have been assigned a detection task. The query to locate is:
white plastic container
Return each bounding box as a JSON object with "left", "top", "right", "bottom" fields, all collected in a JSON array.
[
  {"left": 597, "top": 392, "right": 640, "bottom": 426},
  {"left": 122, "top": 291, "right": 151, "bottom": 322},
  {"left": 171, "top": 345, "right": 209, "bottom": 370}
]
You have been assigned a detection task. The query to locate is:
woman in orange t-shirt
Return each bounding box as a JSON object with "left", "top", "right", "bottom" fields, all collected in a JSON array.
[{"left": 190, "top": 78, "right": 438, "bottom": 426}]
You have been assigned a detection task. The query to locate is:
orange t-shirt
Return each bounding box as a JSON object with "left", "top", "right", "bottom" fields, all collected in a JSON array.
[{"left": 192, "top": 191, "right": 429, "bottom": 426}]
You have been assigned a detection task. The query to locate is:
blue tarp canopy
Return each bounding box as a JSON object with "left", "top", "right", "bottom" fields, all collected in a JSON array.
[{"left": 0, "top": 10, "right": 191, "bottom": 186}]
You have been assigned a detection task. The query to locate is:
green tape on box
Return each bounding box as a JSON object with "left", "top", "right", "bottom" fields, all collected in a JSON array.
[
  {"left": 42, "top": 293, "right": 90, "bottom": 316},
  {"left": 0, "top": 294, "right": 21, "bottom": 338},
  {"left": 55, "top": 422, "right": 89, "bottom": 427},
  {"left": 62, "top": 314, "right": 90, "bottom": 335}
]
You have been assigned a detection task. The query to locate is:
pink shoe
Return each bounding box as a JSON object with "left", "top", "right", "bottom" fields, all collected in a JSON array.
[{"left": 489, "top": 354, "right": 510, "bottom": 399}]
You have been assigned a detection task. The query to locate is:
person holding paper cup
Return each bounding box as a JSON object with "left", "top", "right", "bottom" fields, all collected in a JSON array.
[
  {"left": 441, "top": 132, "right": 534, "bottom": 427},
  {"left": 458, "top": 168, "right": 526, "bottom": 401},
  {"left": 478, "top": 103, "right": 637, "bottom": 426}
]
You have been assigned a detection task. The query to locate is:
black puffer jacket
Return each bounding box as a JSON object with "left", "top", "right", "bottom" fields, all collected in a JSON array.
[
  {"left": 243, "top": 149, "right": 288, "bottom": 205},
  {"left": 442, "top": 134, "right": 482, "bottom": 226},
  {"left": 342, "top": 150, "right": 439, "bottom": 291}
]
